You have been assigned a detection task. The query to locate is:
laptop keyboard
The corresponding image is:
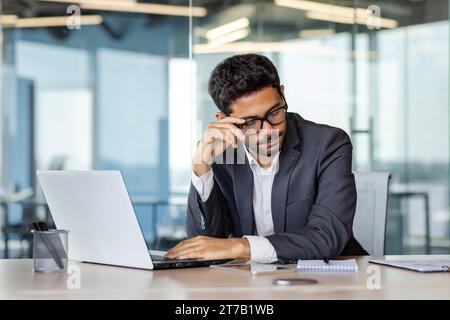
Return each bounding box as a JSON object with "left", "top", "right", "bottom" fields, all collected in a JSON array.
[{"left": 150, "top": 254, "right": 166, "bottom": 262}]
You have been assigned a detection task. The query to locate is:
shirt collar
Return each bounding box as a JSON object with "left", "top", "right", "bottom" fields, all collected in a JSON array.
[{"left": 243, "top": 146, "right": 280, "bottom": 175}]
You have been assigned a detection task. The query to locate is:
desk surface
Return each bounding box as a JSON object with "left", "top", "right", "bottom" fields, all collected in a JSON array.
[{"left": 1, "top": 255, "right": 449, "bottom": 300}]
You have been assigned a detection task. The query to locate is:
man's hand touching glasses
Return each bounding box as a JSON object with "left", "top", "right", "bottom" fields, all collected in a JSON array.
[{"left": 193, "top": 117, "right": 246, "bottom": 177}]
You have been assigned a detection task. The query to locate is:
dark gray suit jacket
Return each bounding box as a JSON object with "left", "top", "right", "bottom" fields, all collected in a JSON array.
[{"left": 186, "top": 112, "right": 367, "bottom": 263}]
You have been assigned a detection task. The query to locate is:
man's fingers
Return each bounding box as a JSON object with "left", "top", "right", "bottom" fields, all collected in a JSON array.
[
  {"left": 170, "top": 239, "right": 197, "bottom": 251},
  {"left": 166, "top": 236, "right": 208, "bottom": 257},
  {"left": 168, "top": 247, "right": 203, "bottom": 259},
  {"left": 205, "top": 128, "right": 236, "bottom": 148},
  {"left": 217, "top": 117, "right": 246, "bottom": 124},
  {"left": 223, "top": 129, "right": 237, "bottom": 148},
  {"left": 177, "top": 250, "right": 208, "bottom": 260},
  {"left": 208, "top": 123, "right": 245, "bottom": 141},
  {"left": 170, "top": 236, "right": 205, "bottom": 250},
  {"left": 166, "top": 245, "right": 204, "bottom": 259},
  {"left": 169, "top": 240, "right": 200, "bottom": 253}
]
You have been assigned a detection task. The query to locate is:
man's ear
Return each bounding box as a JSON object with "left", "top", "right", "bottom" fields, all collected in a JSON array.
[
  {"left": 215, "top": 112, "right": 226, "bottom": 120},
  {"left": 280, "top": 84, "right": 285, "bottom": 94}
]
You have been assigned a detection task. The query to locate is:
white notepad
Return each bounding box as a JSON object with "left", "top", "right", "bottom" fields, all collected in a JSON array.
[{"left": 297, "top": 259, "right": 359, "bottom": 272}]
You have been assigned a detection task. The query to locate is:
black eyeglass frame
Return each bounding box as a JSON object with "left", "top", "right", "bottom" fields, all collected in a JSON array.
[{"left": 224, "top": 90, "right": 288, "bottom": 133}]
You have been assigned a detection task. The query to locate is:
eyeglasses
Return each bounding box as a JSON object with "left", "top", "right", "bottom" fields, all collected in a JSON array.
[
  {"left": 235, "top": 104, "right": 288, "bottom": 135},
  {"left": 230, "top": 92, "right": 288, "bottom": 135}
]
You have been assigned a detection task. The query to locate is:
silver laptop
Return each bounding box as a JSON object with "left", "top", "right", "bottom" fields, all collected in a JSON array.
[{"left": 36, "top": 170, "right": 230, "bottom": 270}]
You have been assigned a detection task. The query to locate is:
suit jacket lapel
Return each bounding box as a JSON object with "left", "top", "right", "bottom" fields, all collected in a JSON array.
[
  {"left": 271, "top": 114, "right": 301, "bottom": 233},
  {"left": 232, "top": 144, "right": 254, "bottom": 235}
]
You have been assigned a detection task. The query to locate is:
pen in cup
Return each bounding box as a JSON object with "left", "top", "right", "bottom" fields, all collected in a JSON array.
[{"left": 32, "top": 221, "right": 66, "bottom": 271}]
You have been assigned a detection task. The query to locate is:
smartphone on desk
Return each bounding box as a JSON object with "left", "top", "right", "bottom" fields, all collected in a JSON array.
[{"left": 211, "top": 262, "right": 296, "bottom": 275}]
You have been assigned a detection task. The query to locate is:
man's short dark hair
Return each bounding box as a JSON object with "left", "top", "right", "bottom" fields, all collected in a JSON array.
[{"left": 208, "top": 54, "right": 281, "bottom": 114}]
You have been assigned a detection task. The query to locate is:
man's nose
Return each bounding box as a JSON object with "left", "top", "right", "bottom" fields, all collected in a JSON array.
[
  {"left": 261, "top": 120, "right": 274, "bottom": 131},
  {"left": 258, "top": 122, "right": 277, "bottom": 141}
]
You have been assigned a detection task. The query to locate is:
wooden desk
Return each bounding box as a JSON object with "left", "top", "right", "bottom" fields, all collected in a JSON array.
[{"left": 0, "top": 255, "right": 449, "bottom": 300}]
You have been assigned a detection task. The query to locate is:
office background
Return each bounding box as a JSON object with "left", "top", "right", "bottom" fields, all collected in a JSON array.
[{"left": 0, "top": 0, "right": 448, "bottom": 257}]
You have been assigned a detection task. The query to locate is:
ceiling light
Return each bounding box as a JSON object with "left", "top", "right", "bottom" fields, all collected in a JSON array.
[
  {"left": 275, "top": 0, "right": 356, "bottom": 17},
  {"left": 207, "top": 27, "right": 250, "bottom": 47},
  {"left": 39, "top": 0, "right": 207, "bottom": 17},
  {"left": 299, "top": 28, "right": 335, "bottom": 39},
  {"left": 1, "top": 15, "right": 18, "bottom": 26},
  {"left": 306, "top": 11, "right": 398, "bottom": 29},
  {"left": 206, "top": 18, "right": 250, "bottom": 40},
  {"left": 193, "top": 40, "right": 340, "bottom": 56},
  {"left": 3, "top": 15, "right": 103, "bottom": 28},
  {"left": 275, "top": 0, "right": 398, "bottom": 29}
]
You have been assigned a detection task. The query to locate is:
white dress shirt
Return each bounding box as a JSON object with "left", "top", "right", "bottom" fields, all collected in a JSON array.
[{"left": 191, "top": 149, "right": 279, "bottom": 263}]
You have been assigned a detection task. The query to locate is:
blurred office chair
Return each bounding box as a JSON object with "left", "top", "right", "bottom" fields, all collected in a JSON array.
[{"left": 353, "top": 172, "right": 391, "bottom": 256}]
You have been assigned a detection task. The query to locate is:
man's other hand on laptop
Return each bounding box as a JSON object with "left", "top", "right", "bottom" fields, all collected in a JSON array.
[{"left": 165, "top": 236, "right": 250, "bottom": 260}]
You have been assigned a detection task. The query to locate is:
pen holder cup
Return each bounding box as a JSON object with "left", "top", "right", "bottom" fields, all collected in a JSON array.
[{"left": 31, "top": 229, "right": 69, "bottom": 273}]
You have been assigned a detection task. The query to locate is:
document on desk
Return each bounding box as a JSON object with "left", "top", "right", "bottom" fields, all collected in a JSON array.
[
  {"left": 369, "top": 259, "right": 450, "bottom": 273},
  {"left": 297, "top": 259, "right": 359, "bottom": 272},
  {"left": 211, "top": 262, "right": 295, "bottom": 274}
]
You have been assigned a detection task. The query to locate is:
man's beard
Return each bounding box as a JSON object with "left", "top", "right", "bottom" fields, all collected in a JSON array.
[{"left": 246, "top": 130, "right": 284, "bottom": 159}]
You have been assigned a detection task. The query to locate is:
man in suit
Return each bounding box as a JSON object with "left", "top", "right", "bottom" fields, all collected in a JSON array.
[{"left": 166, "top": 54, "right": 367, "bottom": 263}]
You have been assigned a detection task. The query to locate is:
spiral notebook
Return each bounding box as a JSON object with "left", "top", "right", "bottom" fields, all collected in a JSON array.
[{"left": 297, "top": 259, "right": 359, "bottom": 272}]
